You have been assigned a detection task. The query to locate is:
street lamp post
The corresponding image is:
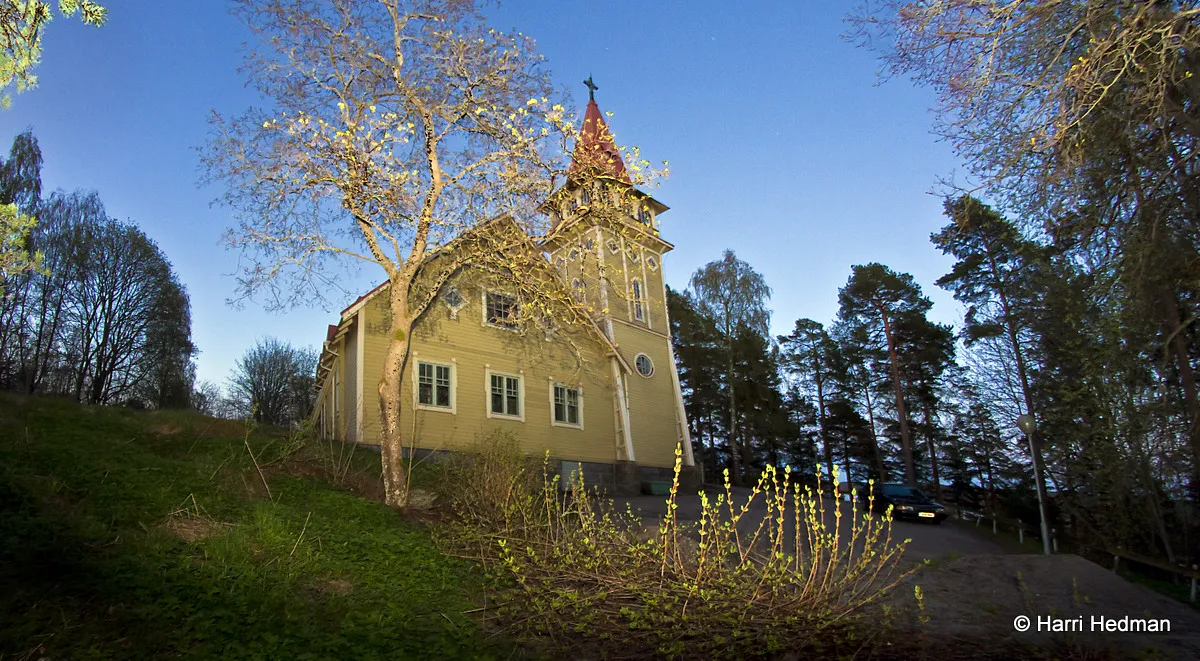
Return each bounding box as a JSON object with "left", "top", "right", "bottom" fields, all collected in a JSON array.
[{"left": 1016, "top": 413, "right": 1052, "bottom": 555}]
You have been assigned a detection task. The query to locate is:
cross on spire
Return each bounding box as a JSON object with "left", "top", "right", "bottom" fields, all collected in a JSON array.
[{"left": 583, "top": 75, "right": 598, "bottom": 101}]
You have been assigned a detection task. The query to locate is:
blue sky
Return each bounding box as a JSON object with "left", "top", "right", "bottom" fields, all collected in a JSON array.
[{"left": 1, "top": 0, "right": 964, "bottom": 388}]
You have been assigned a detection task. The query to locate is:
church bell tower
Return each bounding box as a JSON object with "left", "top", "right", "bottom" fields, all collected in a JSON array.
[{"left": 540, "top": 79, "right": 696, "bottom": 479}]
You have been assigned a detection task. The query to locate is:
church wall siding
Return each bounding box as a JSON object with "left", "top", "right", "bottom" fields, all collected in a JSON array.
[
  {"left": 613, "top": 327, "right": 682, "bottom": 469},
  {"left": 356, "top": 277, "right": 619, "bottom": 465},
  {"left": 344, "top": 328, "right": 359, "bottom": 443}
]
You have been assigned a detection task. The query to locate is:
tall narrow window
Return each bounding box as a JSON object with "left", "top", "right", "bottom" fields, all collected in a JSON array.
[
  {"left": 484, "top": 292, "right": 518, "bottom": 328},
  {"left": 489, "top": 373, "right": 521, "bottom": 418},
  {"left": 631, "top": 279, "right": 645, "bottom": 321},
  {"left": 553, "top": 385, "right": 581, "bottom": 427},
  {"left": 417, "top": 361, "right": 453, "bottom": 410},
  {"left": 637, "top": 207, "right": 651, "bottom": 226},
  {"left": 580, "top": 188, "right": 592, "bottom": 205}
]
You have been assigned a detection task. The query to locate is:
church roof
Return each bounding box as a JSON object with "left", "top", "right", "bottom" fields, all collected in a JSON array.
[{"left": 568, "top": 95, "right": 630, "bottom": 185}]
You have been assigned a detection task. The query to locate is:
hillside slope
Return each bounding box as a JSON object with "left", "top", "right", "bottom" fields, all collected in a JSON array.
[{"left": 0, "top": 395, "right": 503, "bottom": 660}]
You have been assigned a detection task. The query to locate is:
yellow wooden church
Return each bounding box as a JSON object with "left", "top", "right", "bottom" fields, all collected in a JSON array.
[{"left": 310, "top": 89, "right": 698, "bottom": 494}]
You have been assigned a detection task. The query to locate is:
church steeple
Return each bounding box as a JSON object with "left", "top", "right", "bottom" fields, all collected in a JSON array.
[{"left": 568, "top": 77, "right": 631, "bottom": 185}]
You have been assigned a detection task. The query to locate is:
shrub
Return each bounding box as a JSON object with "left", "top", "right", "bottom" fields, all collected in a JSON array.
[
  {"left": 440, "top": 441, "right": 913, "bottom": 659},
  {"left": 434, "top": 429, "right": 543, "bottom": 528}
]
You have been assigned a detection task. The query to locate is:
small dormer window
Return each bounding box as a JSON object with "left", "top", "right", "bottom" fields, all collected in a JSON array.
[
  {"left": 637, "top": 207, "right": 651, "bottom": 226},
  {"left": 442, "top": 287, "right": 466, "bottom": 319}
]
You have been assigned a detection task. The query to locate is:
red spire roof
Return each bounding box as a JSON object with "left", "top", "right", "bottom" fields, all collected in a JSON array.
[{"left": 568, "top": 97, "right": 631, "bottom": 185}]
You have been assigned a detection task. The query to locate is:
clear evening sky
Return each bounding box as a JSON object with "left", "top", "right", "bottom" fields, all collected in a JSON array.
[{"left": 1, "top": 1, "right": 964, "bottom": 388}]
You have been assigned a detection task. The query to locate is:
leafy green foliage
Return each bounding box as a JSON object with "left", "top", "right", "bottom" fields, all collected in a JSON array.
[
  {"left": 439, "top": 440, "right": 912, "bottom": 659},
  {"left": 0, "top": 394, "right": 507, "bottom": 659},
  {"left": 1, "top": 0, "right": 107, "bottom": 108}
]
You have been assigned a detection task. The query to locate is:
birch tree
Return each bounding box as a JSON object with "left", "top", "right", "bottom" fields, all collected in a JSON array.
[{"left": 689, "top": 250, "right": 771, "bottom": 486}]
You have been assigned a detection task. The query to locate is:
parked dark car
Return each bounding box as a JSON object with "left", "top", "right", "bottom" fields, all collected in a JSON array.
[{"left": 868, "top": 483, "right": 947, "bottom": 524}]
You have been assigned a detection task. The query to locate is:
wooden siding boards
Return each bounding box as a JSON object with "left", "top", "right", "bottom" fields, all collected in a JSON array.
[
  {"left": 356, "top": 274, "right": 619, "bottom": 465},
  {"left": 611, "top": 323, "right": 680, "bottom": 468},
  {"left": 344, "top": 327, "right": 358, "bottom": 443}
]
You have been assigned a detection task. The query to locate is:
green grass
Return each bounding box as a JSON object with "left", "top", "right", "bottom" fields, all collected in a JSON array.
[{"left": 0, "top": 394, "right": 508, "bottom": 660}]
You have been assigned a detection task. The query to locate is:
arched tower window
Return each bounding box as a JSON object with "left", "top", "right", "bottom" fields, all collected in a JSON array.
[{"left": 631, "top": 279, "right": 645, "bottom": 322}]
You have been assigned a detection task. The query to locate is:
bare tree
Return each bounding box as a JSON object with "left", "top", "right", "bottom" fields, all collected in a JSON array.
[
  {"left": 228, "top": 337, "right": 313, "bottom": 425},
  {"left": 202, "top": 0, "right": 657, "bottom": 507}
]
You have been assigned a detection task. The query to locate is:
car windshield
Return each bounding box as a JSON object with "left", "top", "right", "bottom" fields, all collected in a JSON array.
[{"left": 881, "top": 484, "right": 925, "bottom": 498}]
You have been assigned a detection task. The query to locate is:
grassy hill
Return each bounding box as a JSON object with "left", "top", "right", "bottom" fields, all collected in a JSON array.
[{"left": 0, "top": 394, "right": 505, "bottom": 660}]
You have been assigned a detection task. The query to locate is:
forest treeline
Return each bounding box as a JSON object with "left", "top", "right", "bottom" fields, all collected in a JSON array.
[
  {"left": 0, "top": 130, "right": 194, "bottom": 407},
  {"left": 671, "top": 198, "right": 1197, "bottom": 566},
  {"left": 0, "top": 130, "right": 316, "bottom": 421}
]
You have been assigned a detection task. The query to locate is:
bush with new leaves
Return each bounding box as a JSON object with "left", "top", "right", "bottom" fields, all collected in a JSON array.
[{"left": 439, "top": 439, "right": 913, "bottom": 659}]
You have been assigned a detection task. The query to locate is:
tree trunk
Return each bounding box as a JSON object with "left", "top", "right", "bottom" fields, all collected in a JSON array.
[
  {"left": 814, "top": 367, "right": 834, "bottom": 485},
  {"left": 923, "top": 399, "right": 942, "bottom": 500},
  {"left": 1162, "top": 296, "right": 1200, "bottom": 507},
  {"left": 879, "top": 308, "right": 915, "bottom": 484},
  {"left": 727, "top": 347, "right": 741, "bottom": 486},
  {"left": 379, "top": 284, "right": 414, "bottom": 509},
  {"left": 863, "top": 379, "right": 887, "bottom": 481}
]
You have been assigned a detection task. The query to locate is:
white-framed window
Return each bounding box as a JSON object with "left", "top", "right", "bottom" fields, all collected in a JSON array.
[
  {"left": 627, "top": 248, "right": 640, "bottom": 264},
  {"left": 646, "top": 255, "right": 659, "bottom": 271},
  {"left": 415, "top": 360, "right": 455, "bottom": 413},
  {"left": 483, "top": 291, "right": 519, "bottom": 329},
  {"left": 631, "top": 279, "right": 645, "bottom": 321},
  {"left": 635, "top": 353, "right": 654, "bottom": 378},
  {"left": 584, "top": 237, "right": 595, "bottom": 251},
  {"left": 568, "top": 247, "right": 580, "bottom": 262},
  {"left": 607, "top": 239, "right": 620, "bottom": 254},
  {"left": 551, "top": 383, "right": 583, "bottom": 428},
  {"left": 637, "top": 207, "right": 651, "bottom": 226},
  {"left": 486, "top": 369, "right": 523, "bottom": 421}
]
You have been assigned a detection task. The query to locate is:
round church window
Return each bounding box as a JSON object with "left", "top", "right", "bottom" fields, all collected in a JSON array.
[{"left": 635, "top": 353, "right": 654, "bottom": 378}]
